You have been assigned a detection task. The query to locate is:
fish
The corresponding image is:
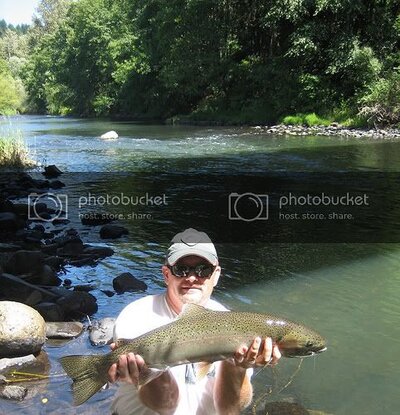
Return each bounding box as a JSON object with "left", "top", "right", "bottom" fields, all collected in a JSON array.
[{"left": 60, "top": 304, "right": 326, "bottom": 405}]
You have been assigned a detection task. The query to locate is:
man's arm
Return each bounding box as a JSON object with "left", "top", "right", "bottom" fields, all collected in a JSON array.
[
  {"left": 214, "top": 337, "right": 281, "bottom": 415},
  {"left": 108, "top": 352, "right": 179, "bottom": 415}
]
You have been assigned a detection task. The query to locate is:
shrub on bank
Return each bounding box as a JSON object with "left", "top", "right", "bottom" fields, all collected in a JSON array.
[
  {"left": 281, "top": 113, "right": 330, "bottom": 126},
  {"left": 0, "top": 134, "right": 34, "bottom": 168},
  {"left": 357, "top": 72, "right": 400, "bottom": 127}
]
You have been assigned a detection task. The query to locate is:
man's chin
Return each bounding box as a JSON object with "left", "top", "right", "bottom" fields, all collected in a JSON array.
[{"left": 181, "top": 290, "right": 203, "bottom": 304}]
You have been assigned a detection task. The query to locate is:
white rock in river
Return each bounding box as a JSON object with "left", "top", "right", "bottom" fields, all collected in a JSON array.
[
  {"left": 100, "top": 130, "right": 118, "bottom": 139},
  {"left": 0, "top": 301, "right": 46, "bottom": 357}
]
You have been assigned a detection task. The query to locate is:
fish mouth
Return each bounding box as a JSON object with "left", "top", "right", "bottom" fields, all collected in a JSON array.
[
  {"left": 285, "top": 345, "right": 327, "bottom": 358},
  {"left": 304, "top": 346, "right": 327, "bottom": 357}
]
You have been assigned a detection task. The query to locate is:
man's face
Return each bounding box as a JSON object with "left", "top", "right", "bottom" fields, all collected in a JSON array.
[{"left": 162, "top": 255, "right": 221, "bottom": 313}]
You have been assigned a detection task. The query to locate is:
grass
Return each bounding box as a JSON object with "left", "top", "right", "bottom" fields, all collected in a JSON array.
[
  {"left": 281, "top": 113, "right": 331, "bottom": 126},
  {"left": 0, "top": 133, "right": 35, "bottom": 169}
]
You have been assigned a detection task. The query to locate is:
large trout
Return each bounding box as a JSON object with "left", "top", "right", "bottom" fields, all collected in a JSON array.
[{"left": 60, "top": 304, "right": 326, "bottom": 405}]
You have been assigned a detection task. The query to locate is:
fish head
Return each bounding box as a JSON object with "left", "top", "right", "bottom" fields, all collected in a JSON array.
[{"left": 277, "top": 325, "right": 327, "bottom": 358}]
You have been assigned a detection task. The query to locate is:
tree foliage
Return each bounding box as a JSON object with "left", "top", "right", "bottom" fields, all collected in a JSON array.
[{"left": 20, "top": 0, "right": 400, "bottom": 124}]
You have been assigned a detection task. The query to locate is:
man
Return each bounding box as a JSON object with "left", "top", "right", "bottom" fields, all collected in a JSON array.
[{"left": 108, "top": 228, "right": 281, "bottom": 415}]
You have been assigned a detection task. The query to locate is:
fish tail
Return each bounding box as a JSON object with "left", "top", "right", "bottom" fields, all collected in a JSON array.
[{"left": 60, "top": 354, "right": 108, "bottom": 406}]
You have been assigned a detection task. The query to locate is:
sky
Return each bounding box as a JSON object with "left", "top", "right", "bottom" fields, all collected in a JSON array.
[{"left": 0, "top": 0, "right": 39, "bottom": 25}]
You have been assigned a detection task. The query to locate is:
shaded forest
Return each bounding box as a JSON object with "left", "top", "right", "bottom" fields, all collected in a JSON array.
[{"left": 1, "top": 0, "right": 400, "bottom": 125}]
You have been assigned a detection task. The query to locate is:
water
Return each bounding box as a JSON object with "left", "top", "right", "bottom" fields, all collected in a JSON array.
[{"left": 1, "top": 115, "right": 400, "bottom": 414}]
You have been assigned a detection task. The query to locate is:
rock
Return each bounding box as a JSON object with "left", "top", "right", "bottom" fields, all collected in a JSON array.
[
  {"left": 56, "top": 291, "right": 98, "bottom": 318},
  {"left": 43, "top": 256, "right": 65, "bottom": 271},
  {"left": 42, "top": 165, "right": 62, "bottom": 178},
  {"left": 33, "top": 264, "right": 62, "bottom": 286},
  {"left": 45, "top": 322, "right": 84, "bottom": 338},
  {"left": 73, "top": 284, "right": 96, "bottom": 292},
  {"left": 0, "top": 301, "right": 46, "bottom": 357},
  {"left": 0, "top": 212, "right": 21, "bottom": 232},
  {"left": 0, "top": 243, "right": 21, "bottom": 253},
  {"left": 83, "top": 245, "right": 114, "bottom": 258},
  {"left": 0, "top": 385, "right": 28, "bottom": 401},
  {"left": 68, "top": 256, "right": 97, "bottom": 267},
  {"left": 34, "top": 302, "right": 65, "bottom": 322},
  {"left": 101, "top": 289, "right": 115, "bottom": 297},
  {"left": 89, "top": 317, "right": 115, "bottom": 346},
  {"left": 49, "top": 180, "right": 65, "bottom": 189},
  {"left": 113, "top": 272, "right": 147, "bottom": 293},
  {"left": 100, "top": 130, "right": 118, "bottom": 139},
  {"left": 0, "top": 274, "right": 59, "bottom": 305},
  {"left": 5, "top": 250, "right": 45, "bottom": 275},
  {"left": 100, "top": 224, "right": 129, "bottom": 239},
  {"left": 57, "top": 238, "right": 84, "bottom": 256},
  {"left": 0, "top": 354, "right": 36, "bottom": 372},
  {"left": 9, "top": 202, "right": 30, "bottom": 218}
]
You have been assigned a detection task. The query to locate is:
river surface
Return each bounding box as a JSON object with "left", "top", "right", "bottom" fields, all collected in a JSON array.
[{"left": 1, "top": 115, "right": 400, "bottom": 414}]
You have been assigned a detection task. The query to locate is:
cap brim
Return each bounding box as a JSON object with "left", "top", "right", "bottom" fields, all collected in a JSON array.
[{"left": 167, "top": 248, "right": 218, "bottom": 266}]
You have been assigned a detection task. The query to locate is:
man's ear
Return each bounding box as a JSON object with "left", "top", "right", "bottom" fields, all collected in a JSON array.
[
  {"left": 212, "top": 266, "right": 221, "bottom": 287},
  {"left": 162, "top": 265, "right": 170, "bottom": 284}
]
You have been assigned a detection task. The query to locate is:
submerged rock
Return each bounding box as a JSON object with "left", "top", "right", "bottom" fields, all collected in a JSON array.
[
  {"left": 0, "top": 301, "right": 46, "bottom": 357},
  {"left": 99, "top": 224, "right": 129, "bottom": 239}
]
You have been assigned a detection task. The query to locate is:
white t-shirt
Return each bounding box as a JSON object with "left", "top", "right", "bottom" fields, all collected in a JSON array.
[{"left": 110, "top": 293, "right": 235, "bottom": 415}]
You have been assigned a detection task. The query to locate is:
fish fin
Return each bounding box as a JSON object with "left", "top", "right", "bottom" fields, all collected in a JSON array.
[
  {"left": 196, "top": 362, "right": 212, "bottom": 381},
  {"left": 138, "top": 366, "right": 168, "bottom": 387},
  {"left": 59, "top": 354, "right": 108, "bottom": 406},
  {"left": 180, "top": 303, "right": 212, "bottom": 319}
]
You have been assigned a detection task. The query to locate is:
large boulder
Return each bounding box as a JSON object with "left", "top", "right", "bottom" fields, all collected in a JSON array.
[
  {"left": 113, "top": 272, "right": 147, "bottom": 293},
  {"left": 0, "top": 301, "right": 46, "bottom": 357},
  {"left": 4, "top": 250, "right": 45, "bottom": 275},
  {"left": 100, "top": 130, "right": 118, "bottom": 139}
]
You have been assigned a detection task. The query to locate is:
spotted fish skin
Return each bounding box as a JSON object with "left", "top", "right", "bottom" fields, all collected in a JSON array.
[{"left": 60, "top": 304, "right": 326, "bottom": 405}]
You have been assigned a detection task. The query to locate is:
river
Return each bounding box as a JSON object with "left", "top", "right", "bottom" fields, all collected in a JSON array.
[{"left": 1, "top": 115, "right": 400, "bottom": 414}]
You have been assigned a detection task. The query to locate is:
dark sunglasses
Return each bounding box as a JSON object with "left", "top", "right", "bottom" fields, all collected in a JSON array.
[{"left": 169, "top": 263, "right": 215, "bottom": 278}]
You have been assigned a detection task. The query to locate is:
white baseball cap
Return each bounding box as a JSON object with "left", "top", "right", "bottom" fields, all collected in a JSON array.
[{"left": 166, "top": 228, "right": 218, "bottom": 266}]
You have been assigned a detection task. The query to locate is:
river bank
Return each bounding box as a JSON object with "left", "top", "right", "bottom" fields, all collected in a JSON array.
[
  {"left": 254, "top": 124, "right": 400, "bottom": 139},
  {"left": 168, "top": 117, "right": 400, "bottom": 139}
]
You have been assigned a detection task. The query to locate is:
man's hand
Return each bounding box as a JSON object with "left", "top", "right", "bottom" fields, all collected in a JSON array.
[
  {"left": 108, "top": 343, "right": 147, "bottom": 386},
  {"left": 107, "top": 343, "right": 179, "bottom": 415},
  {"left": 233, "top": 337, "right": 281, "bottom": 368}
]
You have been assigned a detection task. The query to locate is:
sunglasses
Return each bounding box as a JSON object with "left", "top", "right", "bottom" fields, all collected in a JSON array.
[{"left": 169, "top": 263, "right": 215, "bottom": 278}]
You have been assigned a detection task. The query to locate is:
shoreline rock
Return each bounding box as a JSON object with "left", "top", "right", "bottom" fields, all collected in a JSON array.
[
  {"left": 252, "top": 124, "right": 400, "bottom": 139},
  {"left": 0, "top": 301, "right": 46, "bottom": 358},
  {"left": 0, "top": 167, "right": 117, "bottom": 323}
]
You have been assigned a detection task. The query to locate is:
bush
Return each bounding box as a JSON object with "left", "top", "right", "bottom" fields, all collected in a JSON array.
[
  {"left": 357, "top": 72, "right": 400, "bottom": 126},
  {"left": 0, "top": 133, "right": 34, "bottom": 168},
  {"left": 281, "top": 113, "right": 330, "bottom": 126}
]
